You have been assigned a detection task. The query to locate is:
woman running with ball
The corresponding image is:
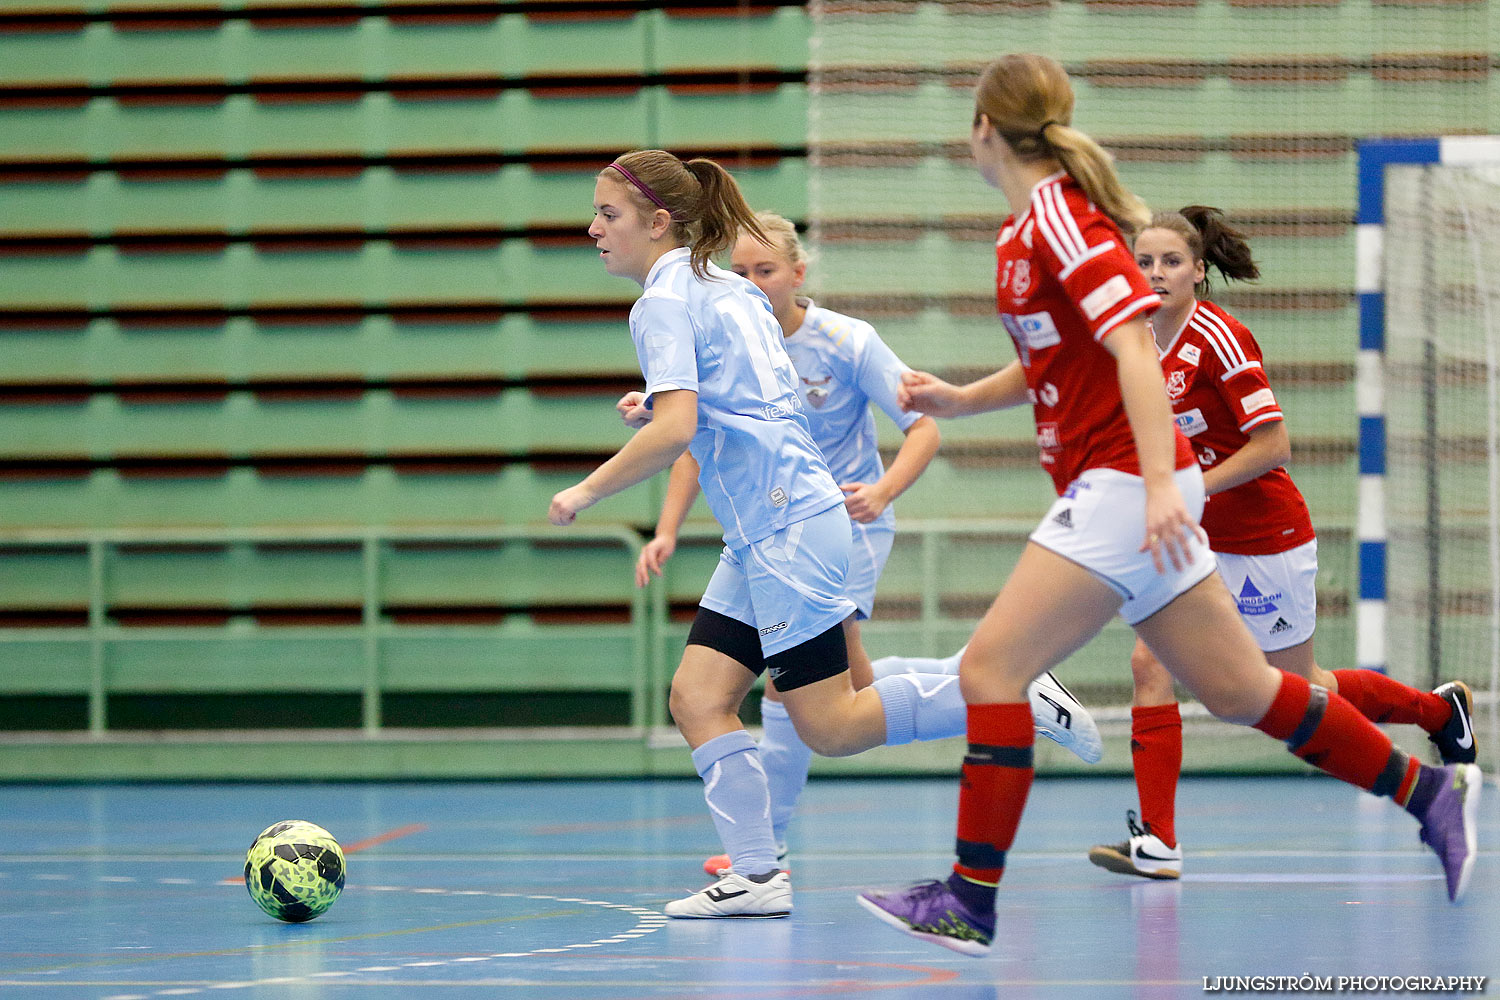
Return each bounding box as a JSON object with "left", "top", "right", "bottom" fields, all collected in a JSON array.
[
  {"left": 552, "top": 150, "right": 978, "bottom": 919},
  {"left": 620, "top": 212, "right": 1101, "bottom": 879}
]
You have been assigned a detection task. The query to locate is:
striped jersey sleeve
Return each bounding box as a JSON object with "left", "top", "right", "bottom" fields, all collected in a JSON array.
[
  {"left": 1191, "top": 301, "right": 1281, "bottom": 434},
  {"left": 1031, "top": 184, "right": 1159, "bottom": 341}
]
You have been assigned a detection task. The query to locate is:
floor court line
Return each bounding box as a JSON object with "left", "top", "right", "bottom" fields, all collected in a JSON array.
[{"left": 0, "top": 776, "right": 1494, "bottom": 999}]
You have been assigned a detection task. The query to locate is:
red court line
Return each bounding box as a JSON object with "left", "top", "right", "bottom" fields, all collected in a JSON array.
[
  {"left": 341, "top": 822, "right": 428, "bottom": 855},
  {"left": 222, "top": 822, "right": 427, "bottom": 882}
]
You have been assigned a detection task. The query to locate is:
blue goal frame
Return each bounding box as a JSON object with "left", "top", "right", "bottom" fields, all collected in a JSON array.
[{"left": 1354, "top": 135, "right": 1500, "bottom": 674}]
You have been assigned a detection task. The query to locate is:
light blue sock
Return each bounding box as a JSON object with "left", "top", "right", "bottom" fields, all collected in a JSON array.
[
  {"left": 873, "top": 672, "right": 966, "bottom": 745},
  {"left": 690, "top": 730, "right": 779, "bottom": 876},
  {"left": 870, "top": 643, "right": 967, "bottom": 680},
  {"left": 758, "top": 698, "right": 810, "bottom": 848}
]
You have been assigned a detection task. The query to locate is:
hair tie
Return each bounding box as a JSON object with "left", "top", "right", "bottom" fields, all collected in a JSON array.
[
  {"left": 1037, "top": 120, "right": 1061, "bottom": 141},
  {"left": 607, "top": 162, "right": 682, "bottom": 220}
]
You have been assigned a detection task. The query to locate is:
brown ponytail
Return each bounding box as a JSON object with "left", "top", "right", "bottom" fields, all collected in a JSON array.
[
  {"left": 1144, "top": 206, "right": 1260, "bottom": 298},
  {"left": 973, "top": 54, "right": 1150, "bottom": 236},
  {"left": 602, "top": 150, "right": 769, "bottom": 280}
]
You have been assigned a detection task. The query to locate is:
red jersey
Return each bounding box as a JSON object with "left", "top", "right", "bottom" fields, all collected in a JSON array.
[
  {"left": 996, "top": 173, "right": 1194, "bottom": 495},
  {"left": 1156, "top": 299, "right": 1315, "bottom": 555}
]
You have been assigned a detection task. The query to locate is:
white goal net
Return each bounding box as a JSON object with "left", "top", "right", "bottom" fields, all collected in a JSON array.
[{"left": 1383, "top": 161, "right": 1500, "bottom": 776}]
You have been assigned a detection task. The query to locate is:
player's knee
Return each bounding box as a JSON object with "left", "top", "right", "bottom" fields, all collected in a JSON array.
[
  {"left": 793, "top": 719, "right": 851, "bottom": 757},
  {"left": 1130, "top": 643, "right": 1174, "bottom": 702},
  {"left": 1196, "top": 684, "right": 1266, "bottom": 726},
  {"left": 792, "top": 711, "right": 870, "bottom": 757},
  {"left": 667, "top": 675, "right": 714, "bottom": 729}
]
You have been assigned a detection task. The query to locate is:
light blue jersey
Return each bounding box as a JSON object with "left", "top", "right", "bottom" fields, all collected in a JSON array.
[
  {"left": 782, "top": 298, "right": 923, "bottom": 532},
  {"left": 633, "top": 248, "right": 845, "bottom": 549}
]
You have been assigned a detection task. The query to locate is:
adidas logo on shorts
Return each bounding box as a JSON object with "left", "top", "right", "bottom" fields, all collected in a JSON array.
[
  {"left": 1052, "top": 508, "right": 1073, "bottom": 529},
  {"left": 1270, "top": 617, "right": 1294, "bottom": 635}
]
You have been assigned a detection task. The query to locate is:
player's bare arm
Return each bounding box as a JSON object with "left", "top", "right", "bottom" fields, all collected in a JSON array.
[
  {"left": 550, "top": 389, "right": 697, "bottom": 525},
  {"left": 635, "top": 452, "right": 701, "bottom": 586},
  {"left": 899, "top": 362, "right": 1027, "bottom": 417},
  {"left": 840, "top": 415, "right": 940, "bottom": 522},
  {"left": 1200, "top": 419, "right": 1292, "bottom": 496}
]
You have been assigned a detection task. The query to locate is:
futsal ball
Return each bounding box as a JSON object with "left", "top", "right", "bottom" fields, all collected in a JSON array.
[{"left": 243, "top": 820, "right": 346, "bottom": 923}]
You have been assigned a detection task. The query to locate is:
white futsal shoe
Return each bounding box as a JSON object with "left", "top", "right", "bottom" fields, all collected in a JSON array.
[
  {"left": 664, "top": 870, "right": 792, "bottom": 918},
  {"left": 1088, "top": 810, "right": 1183, "bottom": 880},
  {"left": 1029, "top": 670, "right": 1104, "bottom": 764}
]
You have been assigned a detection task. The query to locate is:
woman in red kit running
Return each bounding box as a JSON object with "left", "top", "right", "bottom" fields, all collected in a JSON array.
[
  {"left": 854, "top": 52, "right": 1482, "bottom": 957},
  {"left": 1086, "top": 206, "right": 1478, "bottom": 881}
]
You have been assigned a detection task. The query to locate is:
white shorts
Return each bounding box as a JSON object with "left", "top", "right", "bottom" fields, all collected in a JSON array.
[
  {"left": 1028, "top": 466, "right": 1217, "bottom": 626},
  {"left": 699, "top": 503, "right": 859, "bottom": 658},
  {"left": 1214, "top": 539, "right": 1318, "bottom": 652},
  {"left": 846, "top": 517, "right": 896, "bottom": 621}
]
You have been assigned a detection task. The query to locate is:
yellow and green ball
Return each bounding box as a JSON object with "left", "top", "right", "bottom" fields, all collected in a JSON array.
[{"left": 243, "top": 820, "right": 345, "bottom": 922}]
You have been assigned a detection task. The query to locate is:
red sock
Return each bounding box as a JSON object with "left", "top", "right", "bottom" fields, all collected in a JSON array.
[
  {"left": 1130, "top": 703, "right": 1182, "bottom": 848},
  {"left": 1254, "top": 671, "right": 1421, "bottom": 803},
  {"left": 1330, "top": 668, "right": 1451, "bottom": 731},
  {"left": 953, "top": 702, "right": 1034, "bottom": 886}
]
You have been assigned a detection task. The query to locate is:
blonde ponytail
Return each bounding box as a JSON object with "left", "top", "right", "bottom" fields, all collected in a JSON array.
[{"left": 973, "top": 54, "right": 1149, "bottom": 236}]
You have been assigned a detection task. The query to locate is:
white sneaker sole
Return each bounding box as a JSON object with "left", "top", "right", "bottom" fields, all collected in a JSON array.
[
  {"left": 1029, "top": 673, "right": 1104, "bottom": 764},
  {"left": 1451, "top": 763, "right": 1482, "bottom": 904},
  {"left": 1087, "top": 845, "right": 1180, "bottom": 880}
]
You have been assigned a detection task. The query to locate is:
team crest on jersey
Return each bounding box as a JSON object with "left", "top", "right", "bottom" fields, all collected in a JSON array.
[
  {"left": 801, "top": 374, "right": 833, "bottom": 408},
  {"left": 1166, "top": 370, "right": 1188, "bottom": 399},
  {"left": 1010, "top": 259, "right": 1032, "bottom": 295}
]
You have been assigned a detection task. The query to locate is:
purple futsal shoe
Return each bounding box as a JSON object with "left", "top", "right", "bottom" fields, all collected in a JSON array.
[
  {"left": 1416, "top": 763, "right": 1483, "bottom": 902},
  {"left": 856, "top": 879, "right": 994, "bottom": 956}
]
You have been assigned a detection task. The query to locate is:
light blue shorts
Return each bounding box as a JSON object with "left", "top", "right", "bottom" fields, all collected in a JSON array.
[
  {"left": 699, "top": 503, "right": 858, "bottom": 658},
  {"left": 1215, "top": 539, "right": 1319, "bottom": 652},
  {"left": 1028, "top": 465, "right": 1217, "bottom": 625},
  {"left": 846, "top": 516, "right": 896, "bottom": 620}
]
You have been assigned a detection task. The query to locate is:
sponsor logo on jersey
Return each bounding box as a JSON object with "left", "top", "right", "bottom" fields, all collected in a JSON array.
[
  {"left": 768, "top": 487, "right": 788, "bottom": 508},
  {"left": 1235, "top": 578, "right": 1282, "bottom": 617},
  {"left": 1080, "top": 274, "right": 1131, "bottom": 320},
  {"left": 1174, "top": 407, "right": 1208, "bottom": 437},
  {"left": 759, "top": 621, "right": 789, "bottom": 636},
  {"left": 1177, "top": 343, "right": 1201, "bottom": 366},
  {"left": 1166, "top": 370, "right": 1188, "bottom": 399},
  {"left": 1037, "top": 382, "right": 1059, "bottom": 407},
  {"left": 762, "top": 402, "right": 794, "bottom": 420},
  {"left": 1270, "top": 617, "right": 1295, "bottom": 635},
  {"left": 1005, "top": 311, "right": 1061, "bottom": 351},
  {"left": 1240, "top": 387, "right": 1277, "bottom": 413},
  {"left": 1051, "top": 508, "right": 1074, "bottom": 529},
  {"left": 1037, "top": 421, "right": 1061, "bottom": 453}
]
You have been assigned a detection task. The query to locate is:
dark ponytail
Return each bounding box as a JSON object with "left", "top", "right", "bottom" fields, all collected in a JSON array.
[{"left": 1144, "top": 206, "right": 1259, "bottom": 298}]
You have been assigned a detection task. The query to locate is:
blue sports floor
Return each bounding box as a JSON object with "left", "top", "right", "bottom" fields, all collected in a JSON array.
[{"left": 1, "top": 776, "right": 1496, "bottom": 999}]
